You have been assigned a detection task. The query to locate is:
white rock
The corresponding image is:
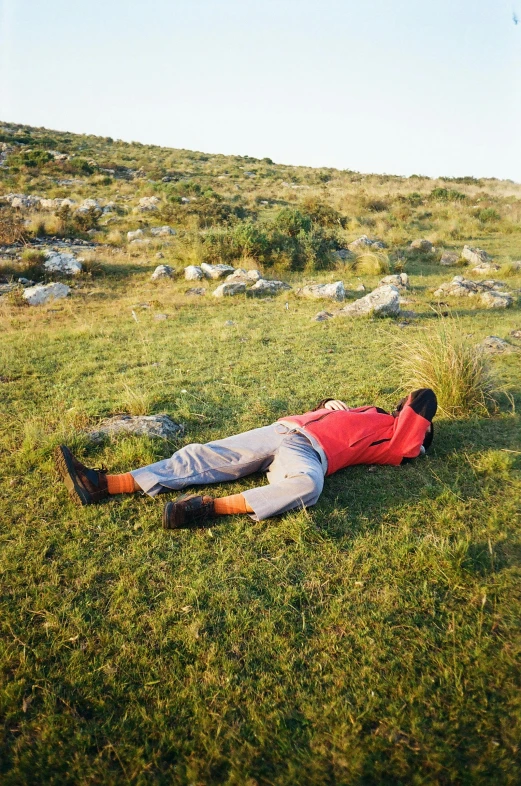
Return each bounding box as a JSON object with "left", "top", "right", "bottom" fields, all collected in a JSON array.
[
  {"left": 76, "top": 198, "right": 101, "bottom": 214},
  {"left": 184, "top": 265, "right": 204, "bottom": 280},
  {"left": 225, "top": 268, "right": 262, "bottom": 284},
  {"left": 150, "top": 225, "right": 176, "bottom": 236},
  {"left": 347, "top": 235, "right": 374, "bottom": 252},
  {"left": 434, "top": 276, "right": 509, "bottom": 300},
  {"left": 87, "top": 414, "right": 184, "bottom": 443},
  {"left": 355, "top": 283, "right": 366, "bottom": 292},
  {"left": 129, "top": 238, "right": 151, "bottom": 246},
  {"left": 103, "top": 201, "right": 117, "bottom": 214},
  {"left": 480, "top": 291, "right": 513, "bottom": 309},
  {"left": 138, "top": 196, "right": 160, "bottom": 212},
  {"left": 337, "top": 285, "right": 400, "bottom": 318},
  {"left": 213, "top": 282, "right": 247, "bottom": 297},
  {"left": 410, "top": 238, "right": 434, "bottom": 252},
  {"left": 23, "top": 282, "right": 70, "bottom": 306},
  {"left": 440, "top": 252, "right": 459, "bottom": 266},
  {"left": 379, "top": 273, "right": 409, "bottom": 289},
  {"left": 480, "top": 336, "right": 511, "bottom": 353},
  {"left": 127, "top": 229, "right": 144, "bottom": 241},
  {"left": 298, "top": 281, "right": 345, "bottom": 301},
  {"left": 44, "top": 251, "right": 82, "bottom": 276},
  {"left": 462, "top": 245, "right": 492, "bottom": 266},
  {"left": 472, "top": 262, "right": 501, "bottom": 275},
  {"left": 151, "top": 265, "right": 174, "bottom": 281},
  {"left": 201, "top": 262, "right": 236, "bottom": 279},
  {"left": 248, "top": 279, "right": 292, "bottom": 296}
]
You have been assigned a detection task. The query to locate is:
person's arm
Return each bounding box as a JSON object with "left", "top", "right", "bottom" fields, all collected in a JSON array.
[
  {"left": 390, "top": 388, "right": 437, "bottom": 459},
  {"left": 312, "top": 399, "right": 351, "bottom": 411}
]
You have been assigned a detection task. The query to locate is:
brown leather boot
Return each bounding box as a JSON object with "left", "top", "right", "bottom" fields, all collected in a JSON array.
[
  {"left": 162, "top": 494, "right": 215, "bottom": 529},
  {"left": 54, "top": 445, "right": 109, "bottom": 506}
]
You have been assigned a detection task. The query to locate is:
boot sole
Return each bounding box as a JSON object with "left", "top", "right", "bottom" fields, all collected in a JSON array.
[
  {"left": 54, "top": 446, "right": 91, "bottom": 506},
  {"left": 162, "top": 501, "right": 177, "bottom": 529}
]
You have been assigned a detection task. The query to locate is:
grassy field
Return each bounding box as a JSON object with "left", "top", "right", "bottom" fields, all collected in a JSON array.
[{"left": 1, "top": 122, "right": 521, "bottom": 784}]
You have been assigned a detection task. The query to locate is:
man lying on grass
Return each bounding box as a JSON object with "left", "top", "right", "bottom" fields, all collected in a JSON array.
[{"left": 55, "top": 388, "right": 436, "bottom": 529}]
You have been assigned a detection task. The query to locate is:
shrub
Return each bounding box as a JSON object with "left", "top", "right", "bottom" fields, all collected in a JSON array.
[
  {"left": 476, "top": 208, "right": 501, "bottom": 224},
  {"left": 393, "top": 318, "right": 504, "bottom": 418},
  {"left": 301, "top": 197, "right": 348, "bottom": 228},
  {"left": 273, "top": 208, "right": 311, "bottom": 237},
  {"left": 430, "top": 187, "right": 466, "bottom": 203},
  {"left": 7, "top": 149, "right": 52, "bottom": 168},
  {"left": 0, "top": 207, "right": 27, "bottom": 244}
]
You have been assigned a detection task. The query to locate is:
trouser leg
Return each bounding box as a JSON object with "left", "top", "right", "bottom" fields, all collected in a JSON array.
[
  {"left": 131, "top": 424, "right": 286, "bottom": 496},
  {"left": 242, "top": 432, "right": 325, "bottom": 521}
]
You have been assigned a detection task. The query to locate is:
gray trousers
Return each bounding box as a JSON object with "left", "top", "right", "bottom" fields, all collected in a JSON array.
[{"left": 131, "top": 423, "right": 326, "bottom": 521}]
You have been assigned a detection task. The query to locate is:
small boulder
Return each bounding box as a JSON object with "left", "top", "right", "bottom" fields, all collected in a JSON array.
[
  {"left": 480, "top": 336, "right": 511, "bottom": 354},
  {"left": 150, "top": 225, "right": 176, "bottom": 237},
  {"left": 298, "top": 281, "right": 345, "bottom": 301},
  {"left": 462, "top": 245, "right": 492, "bottom": 266},
  {"left": 76, "top": 198, "right": 101, "bottom": 215},
  {"left": 348, "top": 235, "right": 383, "bottom": 252},
  {"left": 313, "top": 311, "right": 334, "bottom": 322},
  {"left": 127, "top": 229, "right": 144, "bottom": 242},
  {"left": 213, "top": 282, "right": 246, "bottom": 297},
  {"left": 333, "top": 248, "right": 354, "bottom": 261},
  {"left": 472, "top": 261, "right": 501, "bottom": 275},
  {"left": 87, "top": 414, "right": 184, "bottom": 443},
  {"left": 379, "top": 273, "right": 409, "bottom": 290},
  {"left": 248, "top": 279, "right": 292, "bottom": 296},
  {"left": 44, "top": 251, "right": 82, "bottom": 276},
  {"left": 184, "top": 265, "right": 204, "bottom": 281},
  {"left": 480, "top": 291, "right": 513, "bottom": 309},
  {"left": 410, "top": 239, "right": 434, "bottom": 252},
  {"left": 201, "top": 262, "right": 236, "bottom": 279},
  {"left": 355, "top": 283, "right": 366, "bottom": 292},
  {"left": 440, "top": 251, "right": 460, "bottom": 266},
  {"left": 225, "top": 268, "right": 262, "bottom": 284},
  {"left": 151, "top": 265, "right": 174, "bottom": 281},
  {"left": 185, "top": 287, "right": 206, "bottom": 296},
  {"left": 510, "top": 328, "right": 521, "bottom": 339},
  {"left": 23, "top": 282, "right": 70, "bottom": 306},
  {"left": 337, "top": 285, "right": 400, "bottom": 318},
  {"left": 137, "top": 196, "right": 160, "bottom": 212}
]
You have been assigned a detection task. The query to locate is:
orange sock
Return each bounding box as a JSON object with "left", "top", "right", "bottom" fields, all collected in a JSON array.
[
  {"left": 106, "top": 473, "right": 139, "bottom": 495},
  {"left": 213, "top": 494, "right": 253, "bottom": 516}
]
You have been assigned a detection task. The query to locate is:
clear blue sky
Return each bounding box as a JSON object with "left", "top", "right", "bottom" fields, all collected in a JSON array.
[{"left": 1, "top": 0, "right": 520, "bottom": 180}]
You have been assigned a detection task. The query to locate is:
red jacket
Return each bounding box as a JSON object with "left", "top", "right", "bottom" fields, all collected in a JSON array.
[{"left": 280, "top": 390, "right": 436, "bottom": 476}]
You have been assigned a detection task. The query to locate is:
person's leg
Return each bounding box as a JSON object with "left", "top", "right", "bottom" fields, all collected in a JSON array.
[
  {"left": 241, "top": 432, "right": 325, "bottom": 521},
  {"left": 55, "top": 425, "right": 288, "bottom": 506}
]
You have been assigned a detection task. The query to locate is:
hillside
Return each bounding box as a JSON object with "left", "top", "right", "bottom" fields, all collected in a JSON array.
[{"left": 1, "top": 121, "right": 520, "bottom": 785}]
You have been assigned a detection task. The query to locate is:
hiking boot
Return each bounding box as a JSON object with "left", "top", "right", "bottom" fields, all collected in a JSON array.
[
  {"left": 54, "top": 445, "right": 109, "bottom": 506},
  {"left": 162, "top": 494, "right": 215, "bottom": 530}
]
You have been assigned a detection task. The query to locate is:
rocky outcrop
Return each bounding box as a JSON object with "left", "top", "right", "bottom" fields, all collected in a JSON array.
[
  {"left": 43, "top": 251, "right": 83, "bottom": 276},
  {"left": 201, "top": 263, "right": 236, "bottom": 279},
  {"left": 23, "top": 282, "right": 70, "bottom": 305},
  {"left": 480, "top": 336, "right": 512, "bottom": 354},
  {"left": 248, "top": 279, "right": 292, "bottom": 296},
  {"left": 137, "top": 196, "right": 160, "bottom": 212},
  {"left": 462, "top": 245, "right": 492, "bottom": 266},
  {"left": 379, "top": 273, "right": 409, "bottom": 290},
  {"left": 150, "top": 225, "right": 176, "bottom": 236},
  {"left": 87, "top": 414, "right": 184, "bottom": 443},
  {"left": 297, "top": 281, "right": 345, "bottom": 301},
  {"left": 337, "top": 285, "right": 400, "bottom": 318},
  {"left": 151, "top": 265, "right": 175, "bottom": 280},
  {"left": 433, "top": 276, "right": 512, "bottom": 308},
  {"left": 212, "top": 282, "right": 247, "bottom": 297}
]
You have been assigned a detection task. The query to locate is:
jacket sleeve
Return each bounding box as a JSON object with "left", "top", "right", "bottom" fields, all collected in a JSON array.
[{"left": 389, "top": 389, "right": 437, "bottom": 459}]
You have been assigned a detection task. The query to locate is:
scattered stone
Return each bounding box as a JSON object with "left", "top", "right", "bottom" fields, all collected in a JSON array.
[
  {"left": 347, "top": 235, "right": 384, "bottom": 252},
  {"left": 472, "top": 261, "right": 501, "bottom": 274},
  {"left": 137, "top": 196, "right": 160, "bottom": 212},
  {"left": 410, "top": 238, "right": 434, "bottom": 252},
  {"left": 298, "top": 281, "right": 345, "bottom": 301},
  {"left": 151, "top": 265, "right": 174, "bottom": 281},
  {"left": 379, "top": 273, "right": 409, "bottom": 290},
  {"left": 185, "top": 287, "right": 206, "bottom": 296},
  {"left": 213, "top": 282, "right": 246, "bottom": 297},
  {"left": 23, "top": 282, "right": 70, "bottom": 305},
  {"left": 355, "top": 283, "right": 366, "bottom": 292},
  {"left": 18, "top": 277, "right": 34, "bottom": 286},
  {"left": 480, "top": 291, "right": 513, "bottom": 309},
  {"left": 155, "top": 252, "right": 164, "bottom": 259},
  {"left": 44, "top": 251, "right": 83, "bottom": 276},
  {"left": 184, "top": 265, "right": 204, "bottom": 281},
  {"left": 154, "top": 313, "right": 169, "bottom": 320},
  {"left": 225, "top": 268, "right": 262, "bottom": 283},
  {"left": 102, "top": 201, "right": 117, "bottom": 214},
  {"left": 150, "top": 225, "right": 176, "bottom": 237},
  {"left": 87, "top": 414, "right": 184, "bottom": 443},
  {"left": 480, "top": 336, "right": 511, "bottom": 354},
  {"left": 462, "top": 245, "right": 492, "bottom": 266},
  {"left": 510, "top": 329, "right": 521, "bottom": 339},
  {"left": 434, "top": 276, "right": 505, "bottom": 299},
  {"left": 224, "top": 320, "right": 236, "bottom": 327},
  {"left": 129, "top": 238, "right": 151, "bottom": 246},
  {"left": 201, "top": 262, "right": 236, "bottom": 279},
  {"left": 440, "top": 251, "right": 460, "bottom": 266},
  {"left": 248, "top": 279, "right": 292, "bottom": 296},
  {"left": 337, "top": 285, "right": 400, "bottom": 318},
  {"left": 76, "top": 198, "right": 101, "bottom": 215},
  {"left": 313, "top": 311, "right": 334, "bottom": 322},
  {"left": 127, "top": 229, "right": 144, "bottom": 242}
]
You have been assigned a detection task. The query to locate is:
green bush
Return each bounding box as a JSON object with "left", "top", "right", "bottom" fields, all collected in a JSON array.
[
  {"left": 7, "top": 149, "right": 52, "bottom": 168},
  {"left": 273, "top": 208, "right": 311, "bottom": 237},
  {"left": 430, "top": 187, "right": 466, "bottom": 202},
  {"left": 476, "top": 208, "right": 501, "bottom": 224}
]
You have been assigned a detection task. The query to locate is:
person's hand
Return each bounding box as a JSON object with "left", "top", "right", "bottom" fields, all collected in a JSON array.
[{"left": 324, "top": 399, "right": 350, "bottom": 411}]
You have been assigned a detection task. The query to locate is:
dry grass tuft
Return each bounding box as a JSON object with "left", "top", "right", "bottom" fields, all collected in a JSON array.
[
  {"left": 348, "top": 251, "right": 390, "bottom": 275},
  {"left": 393, "top": 317, "right": 506, "bottom": 418}
]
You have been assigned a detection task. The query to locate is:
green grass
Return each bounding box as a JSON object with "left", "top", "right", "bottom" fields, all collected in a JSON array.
[
  {"left": 1, "top": 120, "right": 521, "bottom": 784},
  {"left": 1, "top": 253, "right": 520, "bottom": 785}
]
